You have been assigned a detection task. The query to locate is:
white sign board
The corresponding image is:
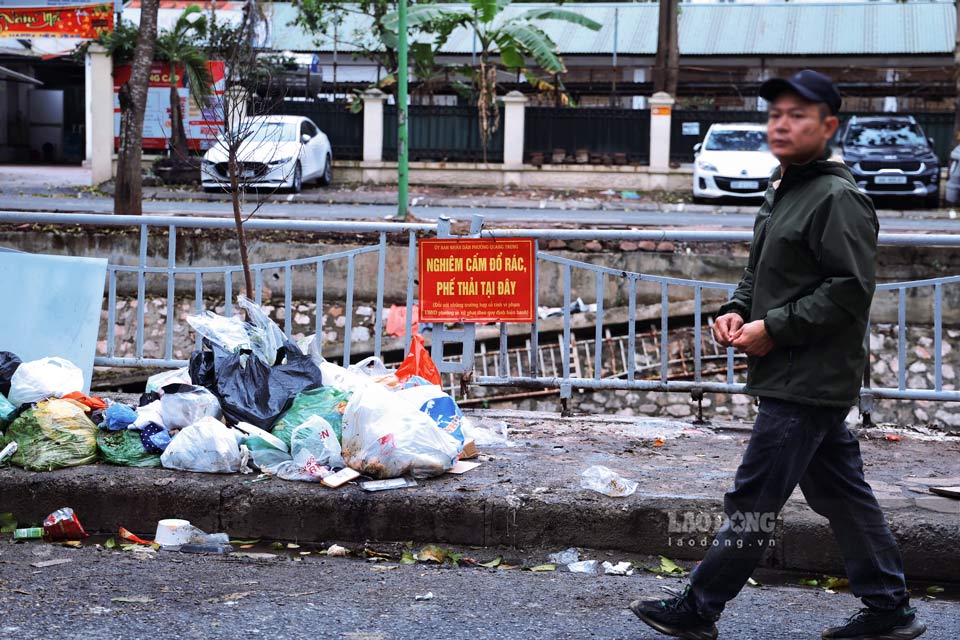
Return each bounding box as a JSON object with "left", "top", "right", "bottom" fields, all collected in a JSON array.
[
  {"left": 0, "top": 252, "right": 106, "bottom": 393},
  {"left": 682, "top": 122, "right": 700, "bottom": 136}
]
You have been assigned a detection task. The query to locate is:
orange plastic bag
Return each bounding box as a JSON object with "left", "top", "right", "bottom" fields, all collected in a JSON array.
[
  {"left": 395, "top": 334, "right": 441, "bottom": 386},
  {"left": 61, "top": 391, "right": 108, "bottom": 411}
]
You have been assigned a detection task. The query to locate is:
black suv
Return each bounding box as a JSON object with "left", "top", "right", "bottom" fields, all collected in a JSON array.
[{"left": 839, "top": 115, "right": 940, "bottom": 207}]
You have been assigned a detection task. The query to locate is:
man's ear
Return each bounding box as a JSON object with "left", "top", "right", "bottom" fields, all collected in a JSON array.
[{"left": 824, "top": 115, "right": 840, "bottom": 139}]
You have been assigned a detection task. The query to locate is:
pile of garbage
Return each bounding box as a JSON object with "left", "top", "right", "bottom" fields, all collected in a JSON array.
[{"left": 0, "top": 296, "right": 475, "bottom": 485}]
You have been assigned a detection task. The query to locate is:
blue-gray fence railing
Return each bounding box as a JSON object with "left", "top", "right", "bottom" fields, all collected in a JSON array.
[
  {"left": 1, "top": 212, "right": 435, "bottom": 369},
  {"left": 472, "top": 223, "right": 960, "bottom": 412},
  {"left": 2, "top": 211, "right": 958, "bottom": 413}
]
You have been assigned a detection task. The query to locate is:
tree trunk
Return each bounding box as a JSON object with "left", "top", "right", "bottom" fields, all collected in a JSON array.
[
  {"left": 228, "top": 145, "right": 254, "bottom": 300},
  {"left": 114, "top": 0, "right": 159, "bottom": 215},
  {"left": 653, "top": 0, "right": 679, "bottom": 97},
  {"left": 168, "top": 72, "right": 189, "bottom": 161}
]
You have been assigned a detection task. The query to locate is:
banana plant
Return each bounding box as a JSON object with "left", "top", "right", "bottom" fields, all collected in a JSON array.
[{"left": 385, "top": 0, "right": 600, "bottom": 162}]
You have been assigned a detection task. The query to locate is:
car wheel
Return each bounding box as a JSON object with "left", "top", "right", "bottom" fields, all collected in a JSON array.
[
  {"left": 924, "top": 190, "right": 940, "bottom": 209},
  {"left": 290, "top": 162, "right": 302, "bottom": 194},
  {"left": 319, "top": 154, "right": 333, "bottom": 186}
]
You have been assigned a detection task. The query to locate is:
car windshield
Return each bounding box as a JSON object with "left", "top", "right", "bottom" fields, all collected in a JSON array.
[
  {"left": 227, "top": 121, "right": 299, "bottom": 143},
  {"left": 704, "top": 130, "right": 769, "bottom": 151},
  {"left": 844, "top": 122, "right": 926, "bottom": 147}
]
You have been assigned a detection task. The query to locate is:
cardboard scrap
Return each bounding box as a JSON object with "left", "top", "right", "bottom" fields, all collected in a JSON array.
[
  {"left": 459, "top": 439, "right": 479, "bottom": 460},
  {"left": 322, "top": 467, "right": 361, "bottom": 488},
  {"left": 447, "top": 461, "right": 481, "bottom": 475}
]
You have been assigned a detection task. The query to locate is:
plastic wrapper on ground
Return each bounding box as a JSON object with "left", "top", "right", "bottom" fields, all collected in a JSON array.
[{"left": 580, "top": 465, "right": 639, "bottom": 498}]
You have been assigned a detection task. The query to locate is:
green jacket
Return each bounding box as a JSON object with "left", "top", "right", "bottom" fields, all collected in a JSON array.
[{"left": 719, "top": 154, "right": 879, "bottom": 407}]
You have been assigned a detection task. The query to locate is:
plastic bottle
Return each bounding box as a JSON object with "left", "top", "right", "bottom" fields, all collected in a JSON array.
[{"left": 0, "top": 441, "right": 17, "bottom": 465}]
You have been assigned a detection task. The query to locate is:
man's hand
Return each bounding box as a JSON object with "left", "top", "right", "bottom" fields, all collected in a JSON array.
[
  {"left": 730, "top": 320, "right": 775, "bottom": 357},
  {"left": 713, "top": 313, "right": 745, "bottom": 347}
]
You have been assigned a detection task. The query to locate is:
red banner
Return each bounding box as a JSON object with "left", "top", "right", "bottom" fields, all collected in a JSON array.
[
  {"left": 0, "top": 4, "right": 113, "bottom": 39},
  {"left": 419, "top": 238, "right": 536, "bottom": 323}
]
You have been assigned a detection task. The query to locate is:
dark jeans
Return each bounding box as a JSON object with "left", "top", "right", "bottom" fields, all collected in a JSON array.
[{"left": 688, "top": 397, "right": 908, "bottom": 621}]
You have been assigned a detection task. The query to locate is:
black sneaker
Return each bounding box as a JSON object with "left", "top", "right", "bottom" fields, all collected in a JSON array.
[
  {"left": 821, "top": 604, "right": 926, "bottom": 640},
  {"left": 629, "top": 586, "right": 718, "bottom": 640}
]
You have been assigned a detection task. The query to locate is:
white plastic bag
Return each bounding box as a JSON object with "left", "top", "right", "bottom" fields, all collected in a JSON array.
[
  {"left": 349, "top": 356, "right": 393, "bottom": 379},
  {"left": 341, "top": 384, "right": 460, "bottom": 479},
  {"left": 237, "top": 295, "right": 285, "bottom": 366},
  {"left": 160, "top": 416, "right": 245, "bottom": 473},
  {"left": 8, "top": 357, "right": 84, "bottom": 407},
  {"left": 145, "top": 367, "right": 191, "bottom": 394},
  {"left": 312, "top": 356, "right": 373, "bottom": 394},
  {"left": 580, "top": 465, "right": 638, "bottom": 498},
  {"left": 186, "top": 311, "right": 250, "bottom": 353},
  {"left": 185, "top": 296, "right": 285, "bottom": 366},
  {"left": 132, "top": 399, "right": 166, "bottom": 431},
  {"left": 160, "top": 385, "right": 223, "bottom": 431}
]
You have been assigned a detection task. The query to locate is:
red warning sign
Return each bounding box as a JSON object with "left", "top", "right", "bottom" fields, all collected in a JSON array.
[{"left": 419, "top": 238, "right": 536, "bottom": 323}]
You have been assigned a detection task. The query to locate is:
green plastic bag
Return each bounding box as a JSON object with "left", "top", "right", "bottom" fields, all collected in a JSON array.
[
  {"left": 4, "top": 399, "right": 98, "bottom": 471},
  {"left": 271, "top": 386, "right": 352, "bottom": 446},
  {"left": 0, "top": 393, "right": 14, "bottom": 427},
  {"left": 97, "top": 429, "right": 162, "bottom": 468}
]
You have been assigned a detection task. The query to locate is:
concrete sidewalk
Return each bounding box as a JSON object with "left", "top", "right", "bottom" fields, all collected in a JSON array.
[{"left": 2, "top": 409, "right": 957, "bottom": 581}]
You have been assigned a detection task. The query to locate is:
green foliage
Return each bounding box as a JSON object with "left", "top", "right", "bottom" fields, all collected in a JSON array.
[{"left": 155, "top": 5, "right": 213, "bottom": 104}]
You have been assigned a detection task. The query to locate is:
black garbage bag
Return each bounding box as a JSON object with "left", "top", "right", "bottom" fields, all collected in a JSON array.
[
  {"left": 0, "top": 351, "right": 22, "bottom": 397},
  {"left": 189, "top": 339, "right": 322, "bottom": 430}
]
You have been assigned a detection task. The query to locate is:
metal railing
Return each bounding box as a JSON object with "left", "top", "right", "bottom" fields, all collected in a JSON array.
[
  {"left": 0, "top": 211, "right": 434, "bottom": 369},
  {"left": 472, "top": 222, "right": 960, "bottom": 413},
  {"left": 2, "top": 211, "right": 959, "bottom": 415}
]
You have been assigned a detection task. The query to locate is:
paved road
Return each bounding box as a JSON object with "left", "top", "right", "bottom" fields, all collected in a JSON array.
[
  {"left": 1, "top": 539, "right": 955, "bottom": 640},
  {"left": 2, "top": 193, "right": 960, "bottom": 232}
]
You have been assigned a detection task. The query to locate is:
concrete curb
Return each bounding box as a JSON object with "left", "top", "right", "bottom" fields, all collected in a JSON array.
[{"left": 3, "top": 464, "right": 957, "bottom": 582}]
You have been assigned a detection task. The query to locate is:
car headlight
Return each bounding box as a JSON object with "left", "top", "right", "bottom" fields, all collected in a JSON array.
[
  {"left": 697, "top": 160, "right": 718, "bottom": 172},
  {"left": 268, "top": 157, "right": 293, "bottom": 166}
]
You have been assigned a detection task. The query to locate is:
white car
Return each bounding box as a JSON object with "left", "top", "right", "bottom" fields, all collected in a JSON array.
[
  {"left": 692, "top": 123, "right": 778, "bottom": 202},
  {"left": 201, "top": 115, "right": 333, "bottom": 193}
]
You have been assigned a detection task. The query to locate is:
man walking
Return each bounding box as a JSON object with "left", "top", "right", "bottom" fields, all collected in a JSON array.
[{"left": 629, "top": 70, "right": 926, "bottom": 640}]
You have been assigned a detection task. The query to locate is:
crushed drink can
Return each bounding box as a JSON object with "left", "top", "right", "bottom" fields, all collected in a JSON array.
[
  {"left": 43, "top": 507, "right": 89, "bottom": 540},
  {"left": 13, "top": 527, "right": 44, "bottom": 540}
]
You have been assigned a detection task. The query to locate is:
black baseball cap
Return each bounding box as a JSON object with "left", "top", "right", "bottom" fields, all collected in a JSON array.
[{"left": 759, "top": 69, "right": 841, "bottom": 115}]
